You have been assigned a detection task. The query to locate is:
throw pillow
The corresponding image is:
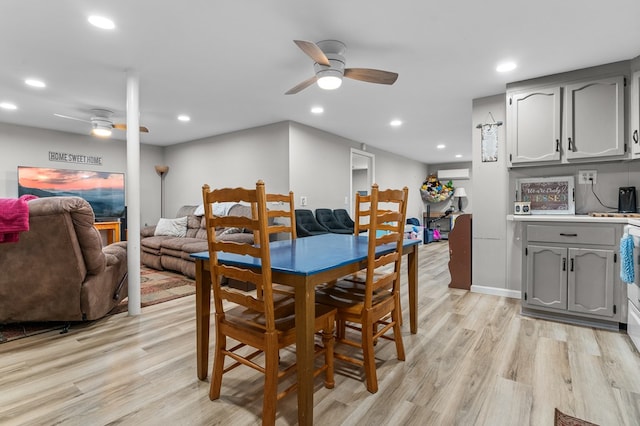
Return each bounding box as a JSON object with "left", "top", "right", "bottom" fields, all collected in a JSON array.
[{"left": 154, "top": 216, "right": 188, "bottom": 237}]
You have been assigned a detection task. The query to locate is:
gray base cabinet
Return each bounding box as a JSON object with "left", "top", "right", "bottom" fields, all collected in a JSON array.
[{"left": 522, "top": 223, "right": 622, "bottom": 325}]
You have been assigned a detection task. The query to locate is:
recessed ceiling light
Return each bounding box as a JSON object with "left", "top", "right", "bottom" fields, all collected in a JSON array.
[
  {"left": 436, "top": 144, "right": 446, "bottom": 149},
  {"left": 311, "top": 106, "right": 324, "bottom": 114},
  {"left": 177, "top": 115, "right": 191, "bottom": 122},
  {"left": 455, "top": 154, "right": 463, "bottom": 158},
  {"left": 390, "top": 119, "right": 402, "bottom": 127},
  {"left": 496, "top": 61, "right": 517, "bottom": 73},
  {"left": 25, "top": 79, "right": 46, "bottom": 88},
  {"left": 0, "top": 102, "right": 17, "bottom": 110},
  {"left": 88, "top": 15, "right": 115, "bottom": 30}
]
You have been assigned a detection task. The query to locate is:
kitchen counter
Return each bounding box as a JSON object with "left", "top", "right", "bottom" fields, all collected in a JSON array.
[{"left": 507, "top": 214, "right": 630, "bottom": 224}]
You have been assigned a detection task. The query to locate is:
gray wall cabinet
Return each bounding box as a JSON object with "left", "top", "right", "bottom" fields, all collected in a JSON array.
[
  {"left": 508, "top": 87, "right": 562, "bottom": 165},
  {"left": 630, "top": 70, "right": 640, "bottom": 158},
  {"left": 565, "top": 76, "right": 625, "bottom": 160},
  {"left": 507, "top": 61, "right": 630, "bottom": 167}
]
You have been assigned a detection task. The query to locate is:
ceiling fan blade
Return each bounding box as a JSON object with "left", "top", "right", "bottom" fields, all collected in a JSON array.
[
  {"left": 344, "top": 68, "right": 399, "bottom": 85},
  {"left": 285, "top": 75, "right": 318, "bottom": 95},
  {"left": 113, "top": 123, "right": 150, "bottom": 133},
  {"left": 293, "top": 40, "right": 330, "bottom": 66},
  {"left": 53, "top": 113, "right": 91, "bottom": 123}
]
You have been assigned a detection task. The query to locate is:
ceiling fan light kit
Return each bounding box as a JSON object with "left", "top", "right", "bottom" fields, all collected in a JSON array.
[
  {"left": 91, "top": 112, "right": 114, "bottom": 137},
  {"left": 91, "top": 121, "right": 113, "bottom": 138},
  {"left": 317, "top": 72, "right": 342, "bottom": 90}
]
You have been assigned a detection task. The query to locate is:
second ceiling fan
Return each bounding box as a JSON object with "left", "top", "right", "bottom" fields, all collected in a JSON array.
[
  {"left": 285, "top": 40, "right": 398, "bottom": 95},
  {"left": 54, "top": 108, "right": 149, "bottom": 138}
]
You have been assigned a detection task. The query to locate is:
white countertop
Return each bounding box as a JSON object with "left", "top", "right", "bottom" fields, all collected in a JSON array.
[{"left": 507, "top": 214, "right": 631, "bottom": 224}]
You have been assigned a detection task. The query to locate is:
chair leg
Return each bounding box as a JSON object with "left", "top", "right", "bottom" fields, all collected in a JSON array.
[
  {"left": 396, "top": 292, "right": 403, "bottom": 326},
  {"left": 262, "top": 334, "right": 279, "bottom": 426},
  {"left": 392, "top": 303, "right": 405, "bottom": 361},
  {"left": 322, "top": 315, "right": 335, "bottom": 389},
  {"left": 336, "top": 319, "right": 346, "bottom": 340},
  {"left": 362, "top": 314, "right": 378, "bottom": 394},
  {"left": 209, "top": 329, "right": 226, "bottom": 400}
]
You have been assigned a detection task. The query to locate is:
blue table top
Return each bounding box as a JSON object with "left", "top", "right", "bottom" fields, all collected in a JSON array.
[{"left": 191, "top": 233, "right": 420, "bottom": 277}]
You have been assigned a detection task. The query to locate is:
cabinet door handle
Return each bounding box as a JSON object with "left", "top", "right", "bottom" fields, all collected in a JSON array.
[
  {"left": 559, "top": 233, "right": 578, "bottom": 237},
  {"left": 555, "top": 139, "right": 560, "bottom": 152},
  {"left": 634, "top": 130, "right": 639, "bottom": 144},
  {"left": 562, "top": 257, "right": 566, "bottom": 271},
  {"left": 568, "top": 137, "right": 573, "bottom": 151},
  {"left": 570, "top": 258, "right": 574, "bottom": 272}
]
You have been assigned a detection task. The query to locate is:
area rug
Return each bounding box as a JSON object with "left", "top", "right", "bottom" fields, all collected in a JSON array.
[
  {"left": 555, "top": 408, "right": 599, "bottom": 426},
  {"left": 0, "top": 266, "right": 195, "bottom": 343}
]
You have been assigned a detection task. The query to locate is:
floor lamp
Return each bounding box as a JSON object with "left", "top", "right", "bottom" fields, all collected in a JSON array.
[{"left": 155, "top": 165, "right": 169, "bottom": 217}]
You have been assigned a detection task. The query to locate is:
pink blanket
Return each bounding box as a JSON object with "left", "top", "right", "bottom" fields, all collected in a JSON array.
[{"left": 0, "top": 195, "right": 38, "bottom": 243}]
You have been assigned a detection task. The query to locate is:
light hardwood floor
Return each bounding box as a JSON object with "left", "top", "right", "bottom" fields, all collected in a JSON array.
[{"left": 1, "top": 241, "right": 640, "bottom": 425}]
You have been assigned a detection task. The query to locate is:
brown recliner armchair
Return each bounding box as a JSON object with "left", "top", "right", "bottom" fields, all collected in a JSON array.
[{"left": 0, "top": 196, "right": 128, "bottom": 323}]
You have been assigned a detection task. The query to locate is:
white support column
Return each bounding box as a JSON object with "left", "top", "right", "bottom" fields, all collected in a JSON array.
[{"left": 126, "top": 71, "right": 142, "bottom": 315}]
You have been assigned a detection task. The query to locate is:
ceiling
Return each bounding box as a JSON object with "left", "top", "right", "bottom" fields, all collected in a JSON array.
[{"left": 2, "top": 1, "right": 640, "bottom": 165}]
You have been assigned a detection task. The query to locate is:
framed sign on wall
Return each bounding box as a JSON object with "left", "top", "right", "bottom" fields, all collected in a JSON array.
[{"left": 516, "top": 176, "right": 575, "bottom": 214}]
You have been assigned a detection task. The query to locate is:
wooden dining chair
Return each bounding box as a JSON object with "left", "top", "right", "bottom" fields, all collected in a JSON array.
[
  {"left": 252, "top": 190, "right": 297, "bottom": 298},
  {"left": 252, "top": 190, "right": 297, "bottom": 242},
  {"left": 344, "top": 189, "right": 404, "bottom": 324},
  {"left": 202, "top": 181, "right": 336, "bottom": 425},
  {"left": 316, "top": 184, "right": 408, "bottom": 393}
]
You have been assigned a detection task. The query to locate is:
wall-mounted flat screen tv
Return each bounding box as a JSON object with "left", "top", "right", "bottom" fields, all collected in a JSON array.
[{"left": 18, "top": 166, "right": 125, "bottom": 219}]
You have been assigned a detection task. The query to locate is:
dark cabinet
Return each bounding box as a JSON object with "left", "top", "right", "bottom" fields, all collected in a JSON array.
[{"left": 448, "top": 214, "right": 472, "bottom": 290}]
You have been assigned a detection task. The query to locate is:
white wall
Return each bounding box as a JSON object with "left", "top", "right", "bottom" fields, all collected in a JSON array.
[
  {"left": 471, "top": 95, "right": 510, "bottom": 292},
  {"left": 288, "top": 122, "right": 428, "bottom": 220},
  {"left": 289, "top": 123, "right": 352, "bottom": 211},
  {"left": 0, "top": 122, "right": 163, "bottom": 227},
  {"left": 163, "top": 122, "right": 290, "bottom": 217},
  {"left": 368, "top": 144, "right": 428, "bottom": 221}
]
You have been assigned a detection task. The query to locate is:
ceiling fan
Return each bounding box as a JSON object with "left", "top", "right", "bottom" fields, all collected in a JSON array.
[
  {"left": 285, "top": 40, "right": 398, "bottom": 95},
  {"left": 54, "top": 108, "right": 149, "bottom": 138}
]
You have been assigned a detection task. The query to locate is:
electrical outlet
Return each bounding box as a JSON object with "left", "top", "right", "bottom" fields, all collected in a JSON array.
[
  {"left": 300, "top": 196, "right": 307, "bottom": 206},
  {"left": 578, "top": 170, "right": 597, "bottom": 184}
]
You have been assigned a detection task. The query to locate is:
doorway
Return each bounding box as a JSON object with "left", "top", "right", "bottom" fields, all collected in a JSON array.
[{"left": 350, "top": 148, "right": 375, "bottom": 216}]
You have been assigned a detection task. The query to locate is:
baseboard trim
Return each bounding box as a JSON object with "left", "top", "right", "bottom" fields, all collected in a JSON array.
[{"left": 471, "top": 285, "right": 521, "bottom": 299}]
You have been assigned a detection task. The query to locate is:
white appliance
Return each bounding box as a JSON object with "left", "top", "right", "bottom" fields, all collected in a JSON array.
[{"left": 624, "top": 224, "right": 640, "bottom": 350}]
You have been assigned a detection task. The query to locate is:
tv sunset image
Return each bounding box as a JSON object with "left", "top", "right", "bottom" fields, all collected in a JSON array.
[{"left": 18, "top": 166, "right": 125, "bottom": 218}]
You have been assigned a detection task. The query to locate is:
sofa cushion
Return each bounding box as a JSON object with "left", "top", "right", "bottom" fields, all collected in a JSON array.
[
  {"left": 141, "top": 235, "right": 174, "bottom": 251},
  {"left": 185, "top": 215, "right": 202, "bottom": 238},
  {"left": 140, "top": 225, "right": 156, "bottom": 237},
  {"left": 141, "top": 251, "right": 163, "bottom": 270},
  {"left": 221, "top": 232, "right": 254, "bottom": 244},
  {"left": 155, "top": 216, "right": 188, "bottom": 237},
  {"left": 176, "top": 205, "right": 198, "bottom": 218},
  {"left": 180, "top": 240, "right": 209, "bottom": 260},
  {"left": 161, "top": 236, "right": 202, "bottom": 250}
]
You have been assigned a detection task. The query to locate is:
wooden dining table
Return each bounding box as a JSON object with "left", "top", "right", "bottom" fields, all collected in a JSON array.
[{"left": 192, "top": 233, "right": 421, "bottom": 425}]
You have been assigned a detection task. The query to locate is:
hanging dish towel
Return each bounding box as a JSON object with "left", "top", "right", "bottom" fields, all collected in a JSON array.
[{"left": 620, "top": 233, "right": 635, "bottom": 284}]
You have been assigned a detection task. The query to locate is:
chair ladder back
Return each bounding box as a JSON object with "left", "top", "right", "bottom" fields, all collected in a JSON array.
[
  {"left": 363, "top": 184, "right": 409, "bottom": 308},
  {"left": 354, "top": 192, "right": 372, "bottom": 234},
  {"left": 202, "top": 181, "right": 277, "bottom": 331},
  {"left": 252, "top": 191, "right": 297, "bottom": 242}
]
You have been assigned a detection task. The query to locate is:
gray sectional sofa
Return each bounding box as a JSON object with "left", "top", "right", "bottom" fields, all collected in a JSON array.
[{"left": 140, "top": 204, "right": 253, "bottom": 278}]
